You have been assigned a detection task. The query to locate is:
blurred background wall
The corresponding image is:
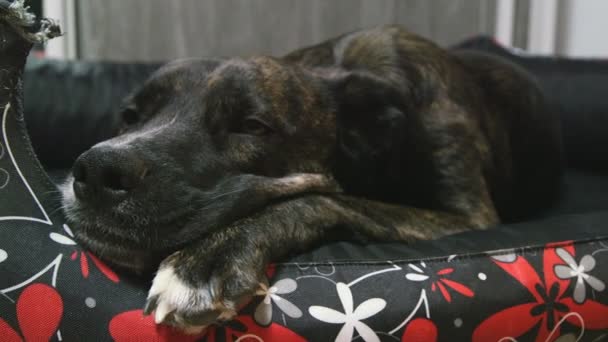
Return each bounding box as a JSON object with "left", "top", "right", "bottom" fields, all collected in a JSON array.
[
  {"left": 37, "top": 0, "right": 608, "bottom": 61},
  {"left": 555, "top": 0, "right": 608, "bottom": 58},
  {"left": 75, "top": 0, "right": 496, "bottom": 61}
]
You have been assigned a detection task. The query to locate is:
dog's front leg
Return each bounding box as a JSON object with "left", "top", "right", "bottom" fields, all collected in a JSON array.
[
  {"left": 142, "top": 195, "right": 338, "bottom": 333},
  {"left": 143, "top": 193, "right": 497, "bottom": 333}
]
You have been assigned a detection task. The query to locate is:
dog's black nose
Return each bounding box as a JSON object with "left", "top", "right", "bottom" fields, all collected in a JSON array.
[{"left": 72, "top": 146, "right": 149, "bottom": 199}]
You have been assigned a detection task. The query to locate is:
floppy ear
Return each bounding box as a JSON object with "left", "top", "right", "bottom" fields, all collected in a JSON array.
[
  {"left": 324, "top": 70, "right": 422, "bottom": 193},
  {"left": 327, "top": 70, "right": 435, "bottom": 196},
  {"left": 328, "top": 71, "right": 409, "bottom": 163}
]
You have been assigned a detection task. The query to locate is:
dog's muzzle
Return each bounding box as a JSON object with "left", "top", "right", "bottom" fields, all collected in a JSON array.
[{"left": 71, "top": 145, "right": 149, "bottom": 205}]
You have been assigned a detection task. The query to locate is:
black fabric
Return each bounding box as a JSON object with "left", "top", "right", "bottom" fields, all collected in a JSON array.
[
  {"left": 454, "top": 36, "right": 608, "bottom": 173},
  {"left": 23, "top": 58, "right": 162, "bottom": 169},
  {"left": 2, "top": 12, "right": 608, "bottom": 341}
]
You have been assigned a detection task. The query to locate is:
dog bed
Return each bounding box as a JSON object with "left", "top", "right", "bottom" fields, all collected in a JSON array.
[{"left": 1, "top": 4, "right": 608, "bottom": 341}]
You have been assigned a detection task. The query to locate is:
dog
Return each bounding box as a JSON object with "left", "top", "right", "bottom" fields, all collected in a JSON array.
[{"left": 60, "top": 25, "right": 563, "bottom": 332}]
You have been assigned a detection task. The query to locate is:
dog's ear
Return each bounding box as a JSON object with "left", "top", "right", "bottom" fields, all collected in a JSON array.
[
  {"left": 328, "top": 71, "right": 409, "bottom": 159},
  {"left": 325, "top": 71, "right": 415, "bottom": 188}
]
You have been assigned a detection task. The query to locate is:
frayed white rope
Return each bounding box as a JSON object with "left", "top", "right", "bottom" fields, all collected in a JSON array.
[
  {"left": 31, "top": 18, "right": 59, "bottom": 44},
  {"left": 8, "top": 0, "right": 35, "bottom": 26},
  {"left": 2, "top": 0, "right": 61, "bottom": 44}
]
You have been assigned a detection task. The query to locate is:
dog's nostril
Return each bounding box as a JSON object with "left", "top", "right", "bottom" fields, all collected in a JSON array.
[
  {"left": 102, "top": 168, "right": 138, "bottom": 191},
  {"left": 72, "top": 147, "right": 149, "bottom": 196}
]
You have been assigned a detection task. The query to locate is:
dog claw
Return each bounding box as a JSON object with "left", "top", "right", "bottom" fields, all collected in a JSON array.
[
  {"left": 154, "top": 301, "right": 174, "bottom": 324},
  {"left": 143, "top": 296, "right": 158, "bottom": 316}
]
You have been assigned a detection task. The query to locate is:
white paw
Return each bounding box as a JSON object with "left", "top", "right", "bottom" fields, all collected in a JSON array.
[{"left": 144, "top": 265, "right": 237, "bottom": 333}]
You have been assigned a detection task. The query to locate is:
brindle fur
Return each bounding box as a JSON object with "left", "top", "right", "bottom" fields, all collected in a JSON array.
[{"left": 62, "top": 26, "right": 562, "bottom": 330}]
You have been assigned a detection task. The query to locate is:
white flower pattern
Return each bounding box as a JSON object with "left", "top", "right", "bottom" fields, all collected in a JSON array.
[
  {"left": 0, "top": 248, "right": 7, "bottom": 263},
  {"left": 0, "top": 141, "right": 9, "bottom": 190},
  {"left": 554, "top": 247, "right": 605, "bottom": 303},
  {"left": 254, "top": 278, "right": 302, "bottom": 325},
  {"left": 49, "top": 224, "right": 77, "bottom": 245},
  {"left": 405, "top": 262, "right": 429, "bottom": 281},
  {"left": 0, "top": 168, "right": 9, "bottom": 189},
  {"left": 309, "top": 282, "right": 386, "bottom": 342}
]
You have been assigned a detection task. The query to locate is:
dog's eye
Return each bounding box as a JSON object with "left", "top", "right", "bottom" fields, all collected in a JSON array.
[
  {"left": 121, "top": 108, "right": 139, "bottom": 126},
  {"left": 240, "top": 117, "right": 272, "bottom": 136}
]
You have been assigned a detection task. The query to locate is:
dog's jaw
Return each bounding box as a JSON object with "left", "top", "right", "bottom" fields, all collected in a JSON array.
[{"left": 59, "top": 177, "right": 159, "bottom": 273}]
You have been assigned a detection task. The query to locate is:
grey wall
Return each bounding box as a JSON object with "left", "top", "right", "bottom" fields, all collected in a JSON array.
[
  {"left": 77, "top": 0, "right": 496, "bottom": 62},
  {"left": 555, "top": 0, "right": 608, "bottom": 57}
]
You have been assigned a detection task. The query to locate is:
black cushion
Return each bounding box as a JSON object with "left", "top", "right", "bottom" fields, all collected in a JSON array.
[
  {"left": 23, "top": 58, "right": 161, "bottom": 169},
  {"left": 454, "top": 36, "right": 608, "bottom": 172}
]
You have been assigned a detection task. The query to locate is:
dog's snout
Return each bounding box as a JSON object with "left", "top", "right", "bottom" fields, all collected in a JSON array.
[{"left": 72, "top": 146, "right": 149, "bottom": 199}]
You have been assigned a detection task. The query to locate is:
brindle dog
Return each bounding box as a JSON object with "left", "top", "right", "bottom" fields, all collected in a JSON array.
[{"left": 61, "top": 26, "right": 562, "bottom": 332}]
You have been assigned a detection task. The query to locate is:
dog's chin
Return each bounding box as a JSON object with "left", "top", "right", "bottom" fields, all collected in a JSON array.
[
  {"left": 71, "top": 228, "right": 162, "bottom": 275},
  {"left": 59, "top": 178, "right": 182, "bottom": 274},
  {"left": 63, "top": 212, "right": 186, "bottom": 275}
]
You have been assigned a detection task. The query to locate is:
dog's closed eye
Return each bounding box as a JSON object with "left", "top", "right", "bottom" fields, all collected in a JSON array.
[{"left": 237, "top": 117, "right": 273, "bottom": 136}]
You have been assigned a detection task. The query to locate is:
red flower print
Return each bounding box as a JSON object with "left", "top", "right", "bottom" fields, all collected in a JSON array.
[
  {"left": 110, "top": 311, "right": 305, "bottom": 342},
  {"left": 473, "top": 242, "right": 608, "bottom": 342},
  {"left": 202, "top": 315, "right": 306, "bottom": 342},
  {"left": 110, "top": 310, "right": 203, "bottom": 342},
  {"left": 0, "top": 283, "right": 63, "bottom": 342},
  {"left": 401, "top": 318, "right": 438, "bottom": 342},
  {"left": 51, "top": 224, "right": 120, "bottom": 282},
  {"left": 0, "top": 319, "right": 22, "bottom": 342},
  {"left": 266, "top": 263, "right": 276, "bottom": 279},
  {"left": 70, "top": 250, "right": 120, "bottom": 283},
  {"left": 405, "top": 262, "right": 474, "bottom": 302}
]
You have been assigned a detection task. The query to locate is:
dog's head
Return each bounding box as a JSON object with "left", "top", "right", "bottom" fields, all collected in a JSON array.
[
  {"left": 60, "top": 57, "right": 338, "bottom": 271},
  {"left": 61, "top": 56, "right": 411, "bottom": 272}
]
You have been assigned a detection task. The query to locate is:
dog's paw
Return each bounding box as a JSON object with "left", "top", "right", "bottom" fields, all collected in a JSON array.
[
  {"left": 143, "top": 252, "right": 264, "bottom": 334},
  {"left": 144, "top": 265, "right": 234, "bottom": 334}
]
